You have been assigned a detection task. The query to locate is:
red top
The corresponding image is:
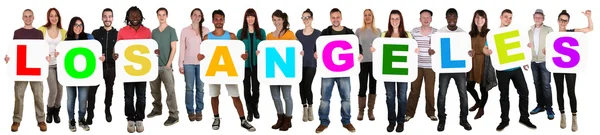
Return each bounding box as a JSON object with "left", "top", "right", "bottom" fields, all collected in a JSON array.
[{"left": 117, "top": 25, "right": 152, "bottom": 40}]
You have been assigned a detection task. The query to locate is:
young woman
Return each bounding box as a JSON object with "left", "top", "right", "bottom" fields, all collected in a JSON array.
[
  {"left": 296, "top": 8, "right": 320, "bottom": 122},
  {"left": 38, "top": 8, "right": 67, "bottom": 124},
  {"left": 237, "top": 8, "right": 266, "bottom": 122},
  {"left": 260, "top": 9, "right": 300, "bottom": 131},
  {"left": 356, "top": 9, "right": 381, "bottom": 121},
  {"left": 371, "top": 10, "right": 413, "bottom": 133},
  {"left": 60, "top": 16, "right": 102, "bottom": 132},
  {"left": 467, "top": 10, "right": 491, "bottom": 119},
  {"left": 554, "top": 10, "right": 592, "bottom": 132},
  {"left": 179, "top": 8, "right": 210, "bottom": 122}
]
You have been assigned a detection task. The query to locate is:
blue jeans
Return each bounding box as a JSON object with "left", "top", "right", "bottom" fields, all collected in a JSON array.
[
  {"left": 67, "top": 86, "right": 89, "bottom": 121},
  {"left": 437, "top": 73, "right": 468, "bottom": 120},
  {"left": 384, "top": 82, "right": 407, "bottom": 125},
  {"left": 318, "top": 77, "right": 351, "bottom": 126},
  {"left": 184, "top": 64, "right": 204, "bottom": 114},
  {"left": 531, "top": 62, "right": 552, "bottom": 109},
  {"left": 270, "top": 85, "right": 293, "bottom": 116}
]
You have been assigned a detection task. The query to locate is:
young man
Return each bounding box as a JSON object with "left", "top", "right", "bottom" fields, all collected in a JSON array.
[
  {"left": 429, "top": 8, "right": 471, "bottom": 132},
  {"left": 113, "top": 6, "right": 153, "bottom": 133},
  {"left": 147, "top": 7, "right": 180, "bottom": 126},
  {"left": 406, "top": 9, "right": 438, "bottom": 122},
  {"left": 196, "top": 9, "right": 256, "bottom": 132},
  {"left": 7, "top": 9, "right": 48, "bottom": 132},
  {"left": 527, "top": 9, "right": 554, "bottom": 120},
  {"left": 483, "top": 9, "right": 537, "bottom": 131},
  {"left": 313, "top": 8, "right": 363, "bottom": 133},
  {"left": 88, "top": 8, "right": 118, "bottom": 124}
]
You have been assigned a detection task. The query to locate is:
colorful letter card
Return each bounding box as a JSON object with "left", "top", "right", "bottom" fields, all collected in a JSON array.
[
  {"left": 114, "top": 39, "right": 159, "bottom": 82},
  {"left": 6, "top": 40, "right": 50, "bottom": 81},
  {"left": 56, "top": 40, "right": 104, "bottom": 86},
  {"left": 200, "top": 40, "right": 246, "bottom": 84},
  {"left": 315, "top": 35, "right": 360, "bottom": 78},
  {"left": 545, "top": 32, "right": 587, "bottom": 73},
  {"left": 486, "top": 27, "right": 532, "bottom": 70},
  {"left": 430, "top": 32, "right": 473, "bottom": 73},
  {"left": 372, "top": 37, "right": 418, "bottom": 82},
  {"left": 256, "top": 40, "right": 303, "bottom": 85}
]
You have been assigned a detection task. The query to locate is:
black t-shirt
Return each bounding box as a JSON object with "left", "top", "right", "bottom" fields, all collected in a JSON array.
[{"left": 566, "top": 29, "right": 575, "bottom": 32}]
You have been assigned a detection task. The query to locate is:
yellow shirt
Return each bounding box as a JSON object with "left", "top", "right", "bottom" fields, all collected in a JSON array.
[
  {"left": 267, "top": 30, "right": 296, "bottom": 40},
  {"left": 381, "top": 31, "right": 412, "bottom": 38}
]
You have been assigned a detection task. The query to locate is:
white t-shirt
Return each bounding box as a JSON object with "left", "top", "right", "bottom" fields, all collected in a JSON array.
[
  {"left": 45, "top": 31, "right": 62, "bottom": 65},
  {"left": 438, "top": 26, "right": 465, "bottom": 33},
  {"left": 533, "top": 28, "right": 541, "bottom": 57}
]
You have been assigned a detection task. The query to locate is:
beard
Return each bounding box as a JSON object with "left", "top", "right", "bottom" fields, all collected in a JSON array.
[{"left": 104, "top": 21, "right": 112, "bottom": 27}]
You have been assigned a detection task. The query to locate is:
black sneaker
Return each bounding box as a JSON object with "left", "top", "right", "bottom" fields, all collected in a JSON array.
[
  {"left": 147, "top": 111, "right": 161, "bottom": 118},
  {"left": 519, "top": 119, "right": 537, "bottom": 129},
  {"left": 212, "top": 117, "right": 221, "bottom": 130},
  {"left": 241, "top": 119, "right": 256, "bottom": 132},
  {"left": 69, "top": 120, "right": 77, "bottom": 132},
  {"left": 460, "top": 120, "right": 472, "bottom": 130},
  {"left": 437, "top": 120, "right": 445, "bottom": 131},
  {"left": 395, "top": 123, "right": 404, "bottom": 132},
  {"left": 386, "top": 123, "right": 395, "bottom": 132},
  {"left": 164, "top": 117, "right": 179, "bottom": 126},
  {"left": 496, "top": 121, "right": 509, "bottom": 131}
]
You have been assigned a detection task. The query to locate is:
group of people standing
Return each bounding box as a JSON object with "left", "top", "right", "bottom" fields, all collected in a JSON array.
[{"left": 5, "top": 6, "right": 591, "bottom": 134}]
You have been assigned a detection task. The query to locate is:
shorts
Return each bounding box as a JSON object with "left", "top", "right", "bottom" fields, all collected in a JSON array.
[{"left": 209, "top": 84, "right": 240, "bottom": 97}]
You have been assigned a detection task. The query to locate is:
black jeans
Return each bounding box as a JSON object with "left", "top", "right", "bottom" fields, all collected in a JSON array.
[
  {"left": 243, "top": 67, "right": 260, "bottom": 114},
  {"left": 358, "top": 62, "right": 376, "bottom": 97},
  {"left": 437, "top": 73, "right": 469, "bottom": 120},
  {"left": 88, "top": 63, "right": 116, "bottom": 119},
  {"left": 554, "top": 73, "right": 577, "bottom": 113},
  {"left": 467, "top": 80, "right": 487, "bottom": 108},
  {"left": 124, "top": 82, "right": 146, "bottom": 121},
  {"left": 497, "top": 69, "right": 529, "bottom": 121},
  {"left": 299, "top": 67, "right": 316, "bottom": 105}
]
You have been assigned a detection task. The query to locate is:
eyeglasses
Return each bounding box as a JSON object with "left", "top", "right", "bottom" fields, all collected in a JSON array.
[
  {"left": 558, "top": 19, "right": 569, "bottom": 23},
  {"left": 74, "top": 24, "right": 83, "bottom": 27},
  {"left": 301, "top": 16, "right": 312, "bottom": 20}
]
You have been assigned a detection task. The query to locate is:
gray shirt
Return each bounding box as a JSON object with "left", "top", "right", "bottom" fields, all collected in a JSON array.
[{"left": 355, "top": 27, "right": 381, "bottom": 62}]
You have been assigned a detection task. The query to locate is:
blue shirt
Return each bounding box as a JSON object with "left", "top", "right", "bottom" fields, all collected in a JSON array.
[
  {"left": 207, "top": 30, "right": 231, "bottom": 40},
  {"left": 486, "top": 42, "right": 519, "bottom": 71}
]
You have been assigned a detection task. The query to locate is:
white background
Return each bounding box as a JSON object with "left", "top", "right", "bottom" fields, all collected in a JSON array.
[{"left": 1, "top": 0, "right": 598, "bottom": 134}]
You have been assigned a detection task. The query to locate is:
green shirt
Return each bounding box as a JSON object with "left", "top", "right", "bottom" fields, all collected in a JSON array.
[{"left": 152, "top": 25, "right": 179, "bottom": 67}]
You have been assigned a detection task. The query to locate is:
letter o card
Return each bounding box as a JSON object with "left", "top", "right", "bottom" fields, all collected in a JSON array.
[
  {"left": 486, "top": 27, "right": 532, "bottom": 70},
  {"left": 6, "top": 40, "right": 49, "bottom": 81},
  {"left": 545, "top": 32, "right": 587, "bottom": 73},
  {"left": 430, "top": 32, "right": 473, "bottom": 73},
  {"left": 114, "top": 39, "right": 159, "bottom": 82},
  {"left": 257, "top": 40, "right": 303, "bottom": 85},
  {"left": 315, "top": 35, "right": 360, "bottom": 78},
  {"left": 56, "top": 40, "right": 104, "bottom": 86},
  {"left": 199, "top": 40, "right": 246, "bottom": 84},
  {"left": 372, "top": 37, "right": 418, "bottom": 82}
]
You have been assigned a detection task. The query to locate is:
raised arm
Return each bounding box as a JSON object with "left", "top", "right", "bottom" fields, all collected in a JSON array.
[{"left": 575, "top": 10, "right": 593, "bottom": 33}]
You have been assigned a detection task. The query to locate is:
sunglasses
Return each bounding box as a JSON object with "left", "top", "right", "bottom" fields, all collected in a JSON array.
[{"left": 301, "top": 16, "right": 312, "bottom": 20}]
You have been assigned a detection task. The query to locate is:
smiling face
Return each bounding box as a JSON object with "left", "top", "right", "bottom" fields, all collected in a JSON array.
[
  {"left": 213, "top": 14, "right": 224, "bottom": 28},
  {"left": 23, "top": 10, "right": 34, "bottom": 26},
  {"left": 73, "top": 20, "right": 83, "bottom": 34},
  {"left": 558, "top": 15, "right": 569, "bottom": 29},
  {"left": 157, "top": 10, "right": 167, "bottom": 23},
  {"left": 301, "top": 12, "right": 312, "bottom": 27},
  {"left": 390, "top": 14, "right": 401, "bottom": 28},
  {"left": 191, "top": 10, "right": 202, "bottom": 23},
  {"left": 475, "top": 15, "right": 486, "bottom": 28},
  {"left": 534, "top": 13, "right": 544, "bottom": 25},
  {"left": 128, "top": 10, "right": 142, "bottom": 26},
  {"left": 330, "top": 11, "right": 341, "bottom": 27},
  {"left": 102, "top": 11, "right": 113, "bottom": 27},
  {"left": 272, "top": 16, "right": 283, "bottom": 30},
  {"left": 49, "top": 10, "right": 59, "bottom": 25},
  {"left": 500, "top": 12, "right": 512, "bottom": 27},
  {"left": 420, "top": 12, "right": 432, "bottom": 26},
  {"left": 446, "top": 13, "right": 457, "bottom": 27},
  {"left": 246, "top": 15, "right": 255, "bottom": 25},
  {"left": 364, "top": 10, "right": 373, "bottom": 24}
]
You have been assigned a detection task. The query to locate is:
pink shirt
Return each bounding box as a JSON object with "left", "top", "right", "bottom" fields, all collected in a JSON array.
[
  {"left": 179, "top": 25, "right": 209, "bottom": 68},
  {"left": 117, "top": 25, "right": 152, "bottom": 40}
]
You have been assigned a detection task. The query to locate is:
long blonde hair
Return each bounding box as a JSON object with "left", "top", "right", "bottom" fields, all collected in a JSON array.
[{"left": 360, "top": 9, "right": 377, "bottom": 34}]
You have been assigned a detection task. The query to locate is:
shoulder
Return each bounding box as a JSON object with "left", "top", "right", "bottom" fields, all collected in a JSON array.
[{"left": 410, "top": 27, "right": 420, "bottom": 33}]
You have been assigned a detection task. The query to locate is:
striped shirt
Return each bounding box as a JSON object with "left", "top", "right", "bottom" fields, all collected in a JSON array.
[{"left": 410, "top": 27, "right": 438, "bottom": 68}]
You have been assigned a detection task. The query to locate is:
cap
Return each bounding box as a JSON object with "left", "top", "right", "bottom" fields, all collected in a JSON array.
[{"left": 534, "top": 9, "right": 544, "bottom": 16}]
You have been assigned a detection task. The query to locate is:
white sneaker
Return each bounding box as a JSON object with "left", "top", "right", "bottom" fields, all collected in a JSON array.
[
  {"left": 127, "top": 121, "right": 135, "bottom": 133},
  {"left": 572, "top": 114, "right": 578, "bottom": 132},
  {"left": 307, "top": 105, "right": 314, "bottom": 121},
  {"left": 135, "top": 121, "right": 144, "bottom": 133},
  {"left": 560, "top": 113, "right": 566, "bottom": 129}
]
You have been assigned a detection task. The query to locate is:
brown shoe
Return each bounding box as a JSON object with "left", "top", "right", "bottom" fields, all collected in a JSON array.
[
  {"left": 188, "top": 114, "right": 196, "bottom": 121},
  {"left": 315, "top": 124, "right": 328, "bottom": 133},
  {"left": 195, "top": 113, "right": 202, "bottom": 121},
  {"left": 38, "top": 122, "right": 47, "bottom": 132},
  {"left": 344, "top": 123, "right": 356, "bottom": 132},
  {"left": 474, "top": 109, "right": 485, "bottom": 119},
  {"left": 11, "top": 122, "right": 20, "bottom": 132}
]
